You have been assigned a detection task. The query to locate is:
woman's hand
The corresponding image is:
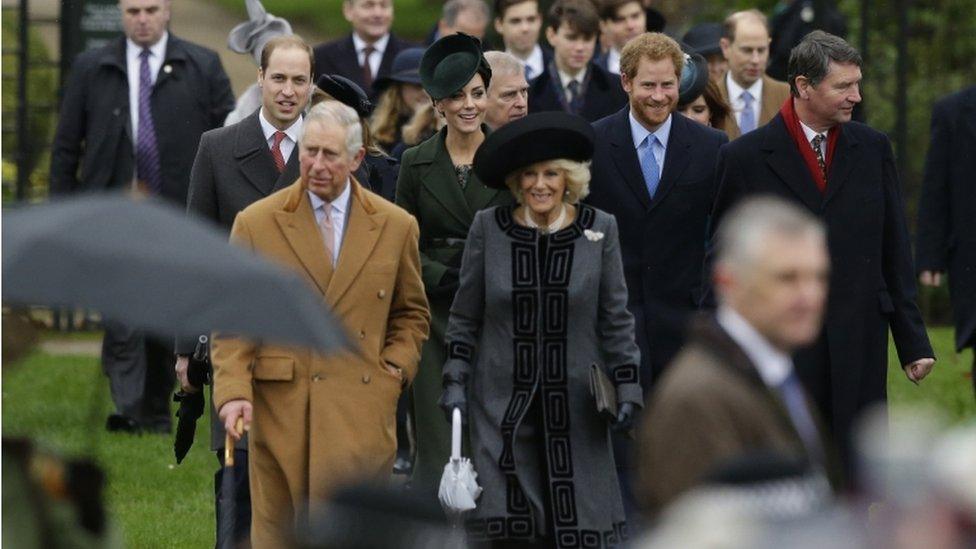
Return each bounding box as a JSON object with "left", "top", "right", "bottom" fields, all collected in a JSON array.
[
  {"left": 612, "top": 402, "right": 636, "bottom": 432},
  {"left": 439, "top": 381, "right": 467, "bottom": 424}
]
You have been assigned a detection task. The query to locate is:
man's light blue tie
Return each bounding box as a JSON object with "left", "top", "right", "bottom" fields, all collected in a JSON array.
[
  {"left": 638, "top": 134, "right": 661, "bottom": 199},
  {"left": 739, "top": 90, "right": 757, "bottom": 134},
  {"left": 776, "top": 369, "right": 823, "bottom": 463}
]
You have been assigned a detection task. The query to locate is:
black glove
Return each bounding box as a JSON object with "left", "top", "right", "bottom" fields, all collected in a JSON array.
[
  {"left": 438, "top": 381, "right": 467, "bottom": 424},
  {"left": 612, "top": 402, "right": 635, "bottom": 433}
]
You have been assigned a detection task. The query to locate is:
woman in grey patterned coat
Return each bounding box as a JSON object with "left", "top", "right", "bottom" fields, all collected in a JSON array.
[{"left": 440, "top": 112, "right": 642, "bottom": 548}]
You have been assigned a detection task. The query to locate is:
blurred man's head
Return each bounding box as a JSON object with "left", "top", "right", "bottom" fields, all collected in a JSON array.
[
  {"left": 259, "top": 36, "right": 314, "bottom": 130},
  {"left": 713, "top": 197, "right": 829, "bottom": 353},
  {"left": 438, "top": 0, "right": 491, "bottom": 41},
  {"left": 788, "top": 31, "right": 863, "bottom": 132},
  {"left": 343, "top": 0, "right": 394, "bottom": 44},
  {"left": 545, "top": 0, "right": 600, "bottom": 75},
  {"left": 494, "top": 0, "right": 542, "bottom": 57},
  {"left": 119, "top": 0, "right": 171, "bottom": 48},
  {"left": 484, "top": 51, "right": 529, "bottom": 129},
  {"left": 720, "top": 10, "right": 771, "bottom": 88},
  {"left": 620, "top": 33, "right": 683, "bottom": 132},
  {"left": 300, "top": 102, "right": 366, "bottom": 202},
  {"left": 598, "top": 0, "right": 645, "bottom": 52}
]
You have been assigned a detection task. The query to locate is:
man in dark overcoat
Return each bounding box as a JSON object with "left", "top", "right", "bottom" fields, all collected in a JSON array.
[
  {"left": 175, "top": 34, "right": 312, "bottom": 547},
  {"left": 527, "top": 0, "right": 627, "bottom": 122},
  {"left": 312, "top": 0, "right": 413, "bottom": 100},
  {"left": 916, "top": 85, "right": 976, "bottom": 398},
  {"left": 587, "top": 32, "right": 727, "bottom": 516},
  {"left": 49, "top": 0, "right": 234, "bottom": 433},
  {"left": 707, "top": 31, "right": 934, "bottom": 472}
]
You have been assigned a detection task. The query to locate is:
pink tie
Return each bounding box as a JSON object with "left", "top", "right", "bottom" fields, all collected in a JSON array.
[{"left": 320, "top": 206, "right": 335, "bottom": 265}]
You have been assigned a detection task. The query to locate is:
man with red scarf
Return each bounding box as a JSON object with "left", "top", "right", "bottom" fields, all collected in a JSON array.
[{"left": 706, "top": 31, "right": 934, "bottom": 477}]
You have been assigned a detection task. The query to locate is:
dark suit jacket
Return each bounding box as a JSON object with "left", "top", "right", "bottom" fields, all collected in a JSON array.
[
  {"left": 708, "top": 113, "right": 933, "bottom": 455},
  {"left": 312, "top": 33, "right": 414, "bottom": 100},
  {"left": 50, "top": 35, "right": 234, "bottom": 204},
  {"left": 588, "top": 108, "right": 727, "bottom": 384},
  {"left": 637, "top": 317, "right": 836, "bottom": 515},
  {"left": 527, "top": 61, "right": 627, "bottom": 122},
  {"left": 916, "top": 86, "right": 976, "bottom": 351}
]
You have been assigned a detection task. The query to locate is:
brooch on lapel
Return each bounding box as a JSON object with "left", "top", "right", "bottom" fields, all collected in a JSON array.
[{"left": 584, "top": 229, "right": 604, "bottom": 242}]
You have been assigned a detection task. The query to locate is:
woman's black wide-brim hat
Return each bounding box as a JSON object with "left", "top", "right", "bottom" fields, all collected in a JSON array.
[
  {"left": 420, "top": 33, "right": 491, "bottom": 100},
  {"left": 473, "top": 112, "right": 595, "bottom": 189}
]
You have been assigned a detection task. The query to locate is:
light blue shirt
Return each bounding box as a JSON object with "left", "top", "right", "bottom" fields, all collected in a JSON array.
[
  {"left": 308, "top": 180, "right": 351, "bottom": 265},
  {"left": 629, "top": 110, "right": 671, "bottom": 173}
]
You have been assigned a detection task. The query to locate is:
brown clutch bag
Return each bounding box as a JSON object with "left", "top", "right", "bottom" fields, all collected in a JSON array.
[{"left": 589, "top": 363, "right": 617, "bottom": 420}]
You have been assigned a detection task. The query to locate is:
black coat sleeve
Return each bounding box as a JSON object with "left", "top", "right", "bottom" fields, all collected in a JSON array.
[
  {"left": 205, "top": 54, "right": 235, "bottom": 129},
  {"left": 699, "top": 142, "right": 746, "bottom": 309},
  {"left": 879, "top": 137, "right": 934, "bottom": 365},
  {"left": 49, "top": 55, "right": 91, "bottom": 195},
  {"left": 915, "top": 98, "right": 952, "bottom": 272}
]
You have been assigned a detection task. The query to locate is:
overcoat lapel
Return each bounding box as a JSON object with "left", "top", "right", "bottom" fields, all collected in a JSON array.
[
  {"left": 327, "top": 180, "right": 386, "bottom": 304},
  {"left": 822, "top": 124, "right": 860, "bottom": 207},
  {"left": 650, "top": 115, "right": 692, "bottom": 212},
  {"left": 608, "top": 109, "right": 652, "bottom": 210},
  {"left": 235, "top": 112, "right": 282, "bottom": 196},
  {"left": 100, "top": 39, "right": 135, "bottom": 147},
  {"left": 763, "top": 116, "right": 823, "bottom": 213},
  {"left": 419, "top": 129, "right": 474, "bottom": 226},
  {"left": 154, "top": 37, "right": 188, "bottom": 92},
  {"left": 273, "top": 147, "right": 301, "bottom": 192},
  {"left": 274, "top": 183, "right": 333, "bottom": 295}
]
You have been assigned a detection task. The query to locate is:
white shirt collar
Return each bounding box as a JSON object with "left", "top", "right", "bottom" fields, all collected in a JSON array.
[
  {"left": 258, "top": 108, "right": 303, "bottom": 143},
  {"left": 352, "top": 32, "right": 389, "bottom": 55},
  {"left": 558, "top": 66, "right": 587, "bottom": 90},
  {"left": 799, "top": 120, "right": 825, "bottom": 143},
  {"left": 716, "top": 305, "right": 793, "bottom": 388},
  {"left": 726, "top": 71, "right": 763, "bottom": 108},
  {"left": 126, "top": 31, "right": 168, "bottom": 63},
  {"left": 510, "top": 44, "right": 545, "bottom": 79},
  {"left": 607, "top": 47, "right": 621, "bottom": 75},
  {"left": 307, "top": 178, "right": 352, "bottom": 217},
  {"left": 628, "top": 110, "right": 672, "bottom": 150}
]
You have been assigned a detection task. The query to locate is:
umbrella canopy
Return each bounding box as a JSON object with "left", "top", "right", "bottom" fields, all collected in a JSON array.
[
  {"left": 2, "top": 194, "right": 350, "bottom": 353},
  {"left": 438, "top": 408, "right": 482, "bottom": 516}
]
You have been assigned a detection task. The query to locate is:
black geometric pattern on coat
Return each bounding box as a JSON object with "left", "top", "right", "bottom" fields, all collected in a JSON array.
[{"left": 464, "top": 205, "right": 626, "bottom": 546}]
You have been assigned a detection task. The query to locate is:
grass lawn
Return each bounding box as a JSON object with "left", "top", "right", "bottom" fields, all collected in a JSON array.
[
  {"left": 2, "top": 327, "right": 973, "bottom": 546},
  {"left": 213, "top": 0, "right": 441, "bottom": 43}
]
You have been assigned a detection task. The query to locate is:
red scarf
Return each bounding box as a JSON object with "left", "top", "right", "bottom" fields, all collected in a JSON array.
[{"left": 779, "top": 97, "right": 839, "bottom": 193}]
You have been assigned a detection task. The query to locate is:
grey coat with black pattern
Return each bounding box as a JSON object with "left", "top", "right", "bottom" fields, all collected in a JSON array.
[{"left": 443, "top": 204, "right": 641, "bottom": 547}]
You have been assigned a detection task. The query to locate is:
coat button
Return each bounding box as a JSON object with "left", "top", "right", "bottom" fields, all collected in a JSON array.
[
  {"left": 362, "top": 374, "right": 371, "bottom": 384},
  {"left": 312, "top": 374, "right": 322, "bottom": 382},
  {"left": 378, "top": 289, "right": 386, "bottom": 299},
  {"left": 359, "top": 330, "right": 366, "bottom": 339}
]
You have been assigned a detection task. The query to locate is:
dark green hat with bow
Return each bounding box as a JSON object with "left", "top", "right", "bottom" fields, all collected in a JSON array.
[{"left": 420, "top": 33, "right": 492, "bottom": 101}]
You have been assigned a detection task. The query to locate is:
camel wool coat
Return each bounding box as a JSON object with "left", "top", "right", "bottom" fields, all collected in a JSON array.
[{"left": 212, "top": 179, "right": 429, "bottom": 548}]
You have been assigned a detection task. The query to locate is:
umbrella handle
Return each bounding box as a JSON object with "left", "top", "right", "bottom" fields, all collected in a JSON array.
[
  {"left": 224, "top": 418, "right": 243, "bottom": 467},
  {"left": 451, "top": 408, "right": 462, "bottom": 460}
]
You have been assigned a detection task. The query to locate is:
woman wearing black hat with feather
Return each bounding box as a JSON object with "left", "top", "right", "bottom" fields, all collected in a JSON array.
[
  {"left": 439, "top": 112, "right": 641, "bottom": 546},
  {"left": 395, "top": 33, "right": 515, "bottom": 496}
]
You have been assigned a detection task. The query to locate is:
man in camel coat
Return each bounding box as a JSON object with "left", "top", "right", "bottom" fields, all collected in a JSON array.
[{"left": 212, "top": 101, "right": 429, "bottom": 548}]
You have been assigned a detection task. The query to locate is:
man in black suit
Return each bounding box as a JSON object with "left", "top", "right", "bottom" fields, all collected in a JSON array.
[
  {"left": 312, "top": 0, "right": 413, "bottom": 100},
  {"left": 587, "top": 31, "right": 727, "bottom": 518},
  {"left": 916, "top": 86, "right": 976, "bottom": 398},
  {"left": 493, "top": 0, "right": 550, "bottom": 82},
  {"left": 50, "top": 0, "right": 234, "bottom": 433},
  {"left": 527, "top": 0, "right": 627, "bottom": 122},
  {"left": 708, "top": 31, "right": 935, "bottom": 472},
  {"left": 175, "top": 35, "right": 311, "bottom": 547}
]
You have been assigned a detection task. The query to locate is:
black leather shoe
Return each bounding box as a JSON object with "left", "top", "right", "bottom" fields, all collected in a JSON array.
[{"left": 105, "top": 414, "right": 141, "bottom": 433}]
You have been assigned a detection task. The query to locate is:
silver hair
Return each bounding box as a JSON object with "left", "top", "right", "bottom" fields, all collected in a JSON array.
[
  {"left": 443, "top": 0, "right": 490, "bottom": 26},
  {"left": 714, "top": 196, "right": 826, "bottom": 274},
  {"left": 301, "top": 101, "right": 363, "bottom": 158},
  {"left": 484, "top": 50, "right": 524, "bottom": 79},
  {"left": 787, "top": 30, "right": 862, "bottom": 97}
]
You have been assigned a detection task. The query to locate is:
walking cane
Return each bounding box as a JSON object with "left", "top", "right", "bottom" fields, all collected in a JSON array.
[{"left": 219, "top": 418, "right": 244, "bottom": 549}]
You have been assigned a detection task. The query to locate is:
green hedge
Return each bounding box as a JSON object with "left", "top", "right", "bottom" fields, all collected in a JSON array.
[{"left": 213, "top": 0, "right": 442, "bottom": 42}]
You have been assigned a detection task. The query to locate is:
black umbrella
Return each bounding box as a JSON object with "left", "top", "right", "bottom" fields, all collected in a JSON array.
[{"left": 2, "top": 194, "right": 350, "bottom": 352}]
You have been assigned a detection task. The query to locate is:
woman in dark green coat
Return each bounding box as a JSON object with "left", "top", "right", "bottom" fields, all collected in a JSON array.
[{"left": 396, "top": 33, "right": 514, "bottom": 493}]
